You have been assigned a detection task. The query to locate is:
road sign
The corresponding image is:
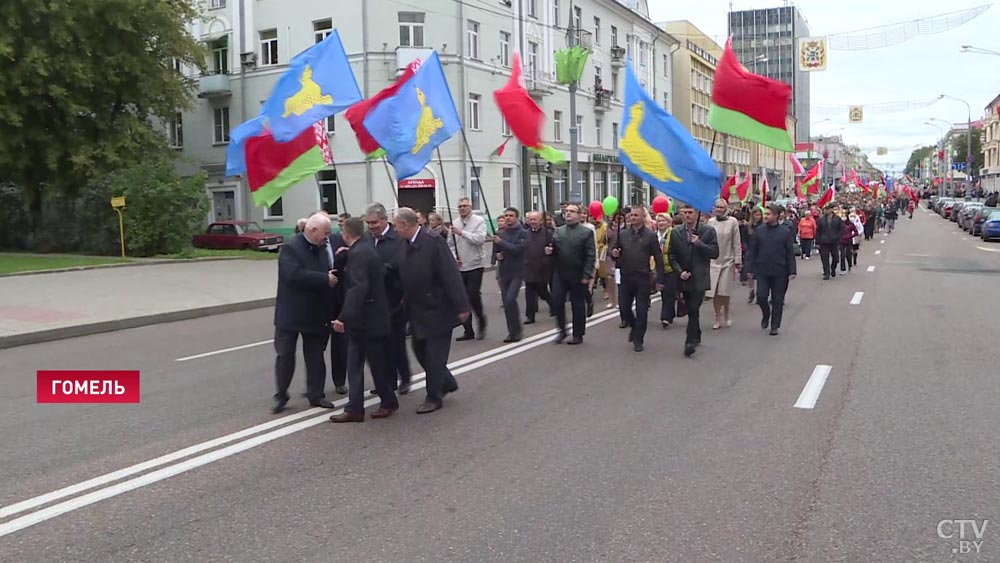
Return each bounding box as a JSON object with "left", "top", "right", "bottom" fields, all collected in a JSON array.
[
  {"left": 967, "top": 154, "right": 974, "bottom": 164},
  {"left": 111, "top": 196, "right": 126, "bottom": 208}
]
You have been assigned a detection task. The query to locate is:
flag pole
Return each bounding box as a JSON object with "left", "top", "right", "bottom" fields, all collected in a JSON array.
[
  {"left": 534, "top": 152, "right": 547, "bottom": 213},
  {"left": 435, "top": 147, "right": 461, "bottom": 262},
  {"left": 380, "top": 156, "right": 400, "bottom": 208},
  {"left": 330, "top": 157, "right": 349, "bottom": 217},
  {"left": 459, "top": 128, "right": 496, "bottom": 235}
]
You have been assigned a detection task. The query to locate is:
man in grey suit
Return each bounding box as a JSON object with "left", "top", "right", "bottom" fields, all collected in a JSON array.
[{"left": 668, "top": 203, "right": 720, "bottom": 357}]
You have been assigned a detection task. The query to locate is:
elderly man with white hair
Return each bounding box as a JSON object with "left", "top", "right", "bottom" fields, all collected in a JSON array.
[{"left": 271, "top": 213, "right": 339, "bottom": 414}]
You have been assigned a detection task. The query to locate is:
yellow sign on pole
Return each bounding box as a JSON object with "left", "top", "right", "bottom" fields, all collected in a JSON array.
[
  {"left": 110, "top": 197, "right": 126, "bottom": 257},
  {"left": 848, "top": 106, "right": 864, "bottom": 123}
]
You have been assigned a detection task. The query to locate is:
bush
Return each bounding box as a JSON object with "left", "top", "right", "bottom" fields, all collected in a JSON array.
[
  {"left": 0, "top": 184, "right": 32, "bottom": 250},
  {"left": 107, "top": 160, "right": 209, "bottom": 257}
]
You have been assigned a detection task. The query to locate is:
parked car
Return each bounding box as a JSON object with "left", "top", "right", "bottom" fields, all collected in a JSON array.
[
  {"left": 982, "top": 211, "right": 1000, "bottom": 242},
  {"left": 950, "top": 201, "right": 966, "bottom": 222},
  {"left": 958, "top": 202, "right": 983, "bottom": 231},
  {"left": 192, "top": 221, "right": 283, "bottom": 251},
  {"left": 942, "top": 199, "right": 962, "bottom": 219},
  {"left": 971, "top": 207, "right": 998, "bottom": 236},
  {"left": 934, "top": 197, "right": 954, "bottom": 214}
]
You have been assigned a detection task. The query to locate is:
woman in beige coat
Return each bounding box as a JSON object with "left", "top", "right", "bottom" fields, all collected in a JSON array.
[{"left": 706, "top": 200, "right": 743, "bottom": 329}]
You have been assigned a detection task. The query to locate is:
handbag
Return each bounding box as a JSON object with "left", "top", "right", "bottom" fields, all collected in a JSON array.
[{"left": 675, "top": 291, "right": 688, "bottom": 318}]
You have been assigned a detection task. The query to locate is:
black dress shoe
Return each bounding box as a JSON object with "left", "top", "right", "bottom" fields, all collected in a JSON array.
[
  {"left": 442, "top": 384, "right": 458, "bottom": 396},
  {"left": 416, "top": 401, "right": 442, "bottom": 414},
  {"left": 769, "top": 327, "right": 779, "bottom": 336},
  {"left": 761, "top": 317, "right": 769, "bottom": 330},
  {"left": 456, "top": 333, "right": 475, "bottom": 342},
  {"left": 684, "top": 343, "right": 696, "bottom": 357},
  {"left": 477, "top": 320, "right": 487, "bottom": 340},
  {"left": 566, "top": 336, "right": 583, "bottom": 345},
  {"left": 330, "top": 411, "right": 364, "bottom": 423},
  {"left": 310, "top": 398, "right": 336, "bottom": 409},
  {"left": 634, "top": 342, "right": 644, "bottom": 352},
  {"left": 553, "top": 332, "right": 566, "bottom": 344},
  {"left": 335, "top": 385, "right": 348, "bottom": 395},
  {"left": 524, "top": 318, "right": 536, "bottom": 325},
  {"left": 503, "top": 334, "right": 522, "bottom": 343},
  {"left": 271, "top": 397, "right": 288, "bottom": 414},
  {"left": 398, "top": 382, "right": 412, "bottom": 395}
]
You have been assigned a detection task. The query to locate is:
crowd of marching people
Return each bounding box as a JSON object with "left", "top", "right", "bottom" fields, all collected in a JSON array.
[{"left": 271, "top": 189, "right": 913, "bottom": 422}]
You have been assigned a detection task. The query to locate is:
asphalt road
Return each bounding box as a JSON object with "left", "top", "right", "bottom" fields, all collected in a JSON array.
[{"left": 1, "top": 207, "right": 997, "bottom": 562}]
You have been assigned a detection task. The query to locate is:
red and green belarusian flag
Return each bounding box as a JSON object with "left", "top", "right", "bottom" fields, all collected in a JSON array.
[
  {"left": 245, "top": 121, "right": 333, "bottom": 207},
  {"left": 801, "top": 161, "right": 823, "bottom": 195},
  {"left": 816, "top": 186, "right": 835, "bottom": 208},
  {"left": 492, "top": 136, "right": 512, "bottom": 156},
  {"left": 709, "top": 38, "right": 794, "bottom": 152},
  {"left": 345, "top": 61, "right": 420, "bottom": 160},
  {"left": 734, "top": 175, "right": 751, "bottom": 202},
  {"left": 493, "top": 53, "right": 565, "bottom": 163},
  {"left": 720, "top": 175, "right": 736, "bottom": 201}
]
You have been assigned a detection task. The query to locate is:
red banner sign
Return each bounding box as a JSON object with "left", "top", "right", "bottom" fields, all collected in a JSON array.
[
  {"left": 398, "top": 179, "right": 436, "bottom": 189},
  {"left": 37, "top": 370, "right": 141, "bottom": 403}
]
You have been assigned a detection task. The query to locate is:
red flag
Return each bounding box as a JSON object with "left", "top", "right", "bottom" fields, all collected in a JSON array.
[
  {"left": 735, "top": 176, "right": 751, "bottom": 202},
  {"left": 789, "top": 154, "right": 805, "bottom": 175},
  {"left": 720, "top": 175, "right": 737, "bottom": 201},
  {"left": 761, "top": 175, "right": 768, "bottom": 206},
  {"left": 816, "top": 186, "right": 834, "bottom": 208},
  {"left": 795, "top": 178, "right": 806, "bottom": 201},
  {"left": 801, "top": 161, "right": 822, "bottom": 194},
  {"left": 345, "top": 61, "right": 419, "bottom": 158},
  {"left": 494, "top": 53, "right": 564, "bottom": 163}
]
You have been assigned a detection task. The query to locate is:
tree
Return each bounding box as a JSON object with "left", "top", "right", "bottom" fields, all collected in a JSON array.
[
  {"left": 0, "top": 0, "right": 205, "bottom": 238},
  {"left": 952, "top": 126, "right": 984, "bottom": 179},
  {"left": 905, "top": 146, "right": 934, "bottom": 177}
]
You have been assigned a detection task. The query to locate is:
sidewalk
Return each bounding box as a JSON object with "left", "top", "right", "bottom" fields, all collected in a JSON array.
[{"left": 0, "top": 260, "right": 278, "bottom": 349}]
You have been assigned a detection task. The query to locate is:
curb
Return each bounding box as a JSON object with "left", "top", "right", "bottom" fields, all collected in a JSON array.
[
  {"left": 0, "top": 297, "right": 276, "bottom": 350},
  {"left": 0, "top": 256, "right": 257, "bottom": 278}
]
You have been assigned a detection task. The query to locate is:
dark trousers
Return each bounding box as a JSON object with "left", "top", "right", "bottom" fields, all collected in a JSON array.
[
  {"left": 681, "top": 289, "right": 705, "bottom": 346},
  {"left": 800, "top": 238, "right": 814, "bottom": 258},
  {"left": 274, "top": 328, "right": 328, "bottom": 402},
  {"left": 345, "top": 334, "right": 397, "bottom": 414},
  {"left": 552, "top": 275, "right": 588, "bottom": 338},
  {"left": 839, "top": 243, "right": 853, "bottom": 271},
  {"left": 499, "top": 274, "right": 523, "bottom": 337},
  {"left": 460, "top": 268, "right": 486, "bottom": 336},
  {"left": 818, "top": 243, "right": 839, "bottom": 277},
  {"left": 756, "top": 274, "right": 789, "bottom": 329},
  {"left": 660, "top": 271, "right": 678, "bottom": 323},
  {"left": 412, "top": 333, "right": 457, "bottom": 406},
  {"left": 619, "top": 273, "right": 652, "bottom": 344},
  {"left": 387, "top": 318, "right": 411, "bottom": 386},
  {"left": 524, "top": 281, "right": 551, "bottom": 321},
  {"left": 328, "top": 331, "right": 347, "bottom": 388}
]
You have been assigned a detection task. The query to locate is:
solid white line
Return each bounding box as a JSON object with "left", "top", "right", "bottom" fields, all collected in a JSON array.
[
  {"left": 175, "top": 340, "right": 274, "bottom": 362},
  {"left": 977, "top": 246, "right": 1000, "bottom": 253},
  {"left": 874, "top": 250, "right": 882, "bottom": 255},
  {"left": 867, "top": 266, "right": 876, "bottom": 272},
  {"left": 849, "top": 292, "right": 864, "bottom": 305},
  {"left": 962, "top": 237, "right": 968, "bottom": 241},
  {"left": 794, "top": 365, "right": 832, "bottom": 409},
  {"left": 0, "top": 303, "right": 637, "bottom": 535},
  {"left": 904, "top": 253, "right": 930, "bottom": 257}
]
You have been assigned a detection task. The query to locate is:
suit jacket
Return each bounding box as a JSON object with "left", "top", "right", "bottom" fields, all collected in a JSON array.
[
  {"left": 667, "top": 224, "right": 720, "bottom": 293},
  {"left": 274, "top": 234, "right": 333, "bottom": 333},
  {"left": 372, "top": 225, "right": 406, "bottom": 320},
  {"left": 816, "top": 214, "right": 843, "bottom": 245},
  {"left": 398, "top": 227, "right": 471, "bottom": 339},
  {"left": 338, "top": 238, "right": 389, "bottom": 337},
  {"left": 328, "top": 233, "right": 348, "bottom": 319},
  {"left": 523, "top": 226, "right": 554, "bottom": 284},
  {"left": 494, "top": 222, "right": 529, "bottom": 279}
]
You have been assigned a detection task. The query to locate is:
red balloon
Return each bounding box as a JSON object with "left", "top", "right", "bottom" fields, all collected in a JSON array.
[
  {"left": 589, "top": 200, "right": 604, "bottom": 220},
  {"left": 651, "top": 195, "right": 670, "bottom": 214}
]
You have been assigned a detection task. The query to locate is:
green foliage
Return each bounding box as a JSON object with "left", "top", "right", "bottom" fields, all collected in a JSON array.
[
  {"left": 904, "top": 146, "right": 934, "bottom": 176},
  {"left": 0, "top": 0, "right": 206, "bottom": 231},
  {"left": 952, "top": 126, "right": 984, "bottom": 177},
  {"left": 107, "top": 160, "right": 209, "bottom": 257},
  {"left": 0, "top": 185, "right": 32, "bottom": 249}
]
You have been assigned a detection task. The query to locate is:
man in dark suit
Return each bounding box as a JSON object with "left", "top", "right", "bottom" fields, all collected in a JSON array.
[
  {"left": 815, "top": 203, "right": 843, "bottom": 280},
  {"left": 668, "top": 203, "right": 720, "bottom": 357},
  {"left": 611, "top": 206, "right": 664, "bottom": 352},
  {"left": 545, "top": 203, "right": 596, "bottom": 345},
  {"left": 746, "top": 203, "right": 797, "bottom": 336},
  {"left": 393, "top": 207, "right": 471, "bottom": 414},
  {"left": 326, "top": 214, "right": 349, "bottom": 395},
  {"left": 493, "top": 207, "right": 529, "bottom": 343},
  {"left": 272, "top": 214, "right": 338, "bottom": 413},
  {"left": 365, "top": 203, "right": 412, "bottom": 394},
  {"left": 329, "top": 218, "right": 397, "bottom": 422},
  {"left": 522, "top": 211, "right": 553, "bottom": 325}
]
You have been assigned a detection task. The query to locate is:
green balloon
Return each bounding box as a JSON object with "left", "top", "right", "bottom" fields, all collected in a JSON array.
[{"left": 602, "top": 196, "right": 619, "bottom": 217}]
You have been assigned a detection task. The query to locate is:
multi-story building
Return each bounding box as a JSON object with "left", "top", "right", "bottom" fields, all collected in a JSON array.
[
  {"left": 982, "top": 94, "right": 1000, "bottom": 192},
  {"left": 750, "top": 114, "right": 797, "bottom": 198},
  {"left": 175, "top": 0, "right": 675, "bottom": 233},
  {"left": 727, "top": 6, "right": 810, "bottom": 143}
]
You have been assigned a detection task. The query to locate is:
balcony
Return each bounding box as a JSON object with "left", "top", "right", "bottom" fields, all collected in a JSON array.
[
  {"left": 566, "top": 28, "right": 593, "bottom": 51},
  {"left": 525, "top": 66, "right": 554, "bottom": 99},
  {"left": 197, "top": 72, "right": 231, "bottom": 98},
  {"left": 396, "top": 47, "right": 434, "bottom": 75},
  {"left": 594, "top": 88, "right": 611, "bottom": 112},
  {"left": 610, "top": 45, "right": 626, "bottom": 68}
]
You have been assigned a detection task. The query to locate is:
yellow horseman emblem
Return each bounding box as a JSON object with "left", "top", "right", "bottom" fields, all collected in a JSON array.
[
  {"left": 621, "top": 103, "right": 681, "bottom": 183},
  {"left": 412, "top": 87, "right": 443, "bottom": 154},
  {"left": 283, "top": 65, "right": 333, "bottom": 118}
]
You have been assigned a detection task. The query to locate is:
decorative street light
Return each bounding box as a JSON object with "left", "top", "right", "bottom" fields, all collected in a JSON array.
[
  {"left": 938, "top": 94, "right": 973, "bottom": 195},
  {"left": 925, "top": 121, "right": 948, "bottom": 191},
  {"left": 960, "top": 45, "right": 1000, "bottom": 56}
]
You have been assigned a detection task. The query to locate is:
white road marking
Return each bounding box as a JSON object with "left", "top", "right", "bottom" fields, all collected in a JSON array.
[
  {"left": 867, "top": 266, "right": 876, "bottom": 272},
  {"left": 175, "top": 340, "right": 274, "bottom": 362},
  {"left": 875, "top": 250, "right": 882, "bottom": 255},
  {"left": 0, "top": 303, "right": 640, "bottom": 536},
  {"left": 794, "top": 365, "right": 833, "bottom": 409},
  {"left": 962, "top": 237, "right": 968, "bottom": 241},
  {"left": 850, "top": 292, "right": 864, "bottom": 305},
  {"left": 880, "top": 239, "right": 885, "bottom": 244},
  {"left": 904, "top": 253, "right": 930, "bottom": 257},
  {"left": 977, "top": 246, "right": 1000, "bottom": 253}
]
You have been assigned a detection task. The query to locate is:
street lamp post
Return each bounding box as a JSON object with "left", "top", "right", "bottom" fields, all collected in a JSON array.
[
  {"left": 925, "top": 121, "right": 947, "bottom": 194},
  {"left": 960, "top": 45, "right": 1000, "bottom": 57},
  {"left": 940, "top": 94, "right": 973, "bottom": 197}
]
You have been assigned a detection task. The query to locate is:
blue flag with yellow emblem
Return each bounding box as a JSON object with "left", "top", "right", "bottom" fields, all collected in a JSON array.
[
  {"left": 618, "top": 60, "right": 721, "bottom": 212},
  {"left": 260, "top": 30, "right": 362, "bottom": 142},
  {"left": 362, "top": 52, "right": 462, "bottom": 180}
]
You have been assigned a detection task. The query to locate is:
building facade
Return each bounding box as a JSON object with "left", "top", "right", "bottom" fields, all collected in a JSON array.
[
  {"left": 727, "top": 6, "right": 810, "bottom": 143},
  {"left": 982, "top": 94, "right": 1000, "bottom": 193},
  {"left": 175, "top": 0, "right": 675, "bottom": 233}
]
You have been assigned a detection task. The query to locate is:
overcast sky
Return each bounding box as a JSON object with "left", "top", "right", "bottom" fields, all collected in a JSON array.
[{"left": 648, "top": 0, "right": 1000, "bottom": 172}]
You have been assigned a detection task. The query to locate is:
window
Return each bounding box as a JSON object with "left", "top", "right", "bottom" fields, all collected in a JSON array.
[
  {"left": 593, "top": 17, "right": 601, "bottom": 44},
  {"left": 691, "top": 69, "right": 697, "bottom": 90},
  {"left": 313, "top": 19, "right": 332, "bottom": 44},
  {"left": 211, "top": 40, "right": 229, "bottom": 74},
  {"left": 213, "top": 107, "right": 230, "bottom": 144},
  {"left": 209, "top": 0, "right": 225, "bottom": 9},
  {"left": 573, "top": 7, "right": 582, "bottom": 31},
  {"left": 595, "top": 118, "right": 602, "bottom": 147},
  {"left": 639, "top": 41, "right": 646, "bottom": 66},
  {"left": 553, "top": 110, "right": 562, "bottom": 142},
  {"left": 169, "top": 113, "right": 183, "bottom": 148},
  {"left": 317, "top": 169, "right": 339, "bottom": 214},
  {"left": 663, "top": 54, "right": 669, "bottom": 76},
  {"left": 527, "top": 41, "right": 539, "bottom": 75},
  {"left": 527, "top": 0, "right": 536, "bottom": 17},
  {"left": 326, "top": 115, "right": 335, "bottom": 133},
  {"left": 555, "top": 169, "right": 567, "bottom": 202},
  {"left": 691, "top": 104, "right": 697, "bottom": 126},
  {"left": 266, "top": 198, "right": 283, "bottom": 219},
  {"left": 501, "top": 115, "right": 511, "bottom": 136},
  {"left": 502, "top": 168, "right": 513, "bottom": 207},
  {"left": 594, "top": 65, "right": 602, "bottom": 89},
  {"left": 468, "top": 94, "right": 481, "bottom": 130},
  {"left": 610, "top": 172, "right": 621, "bottom": 201},
  {"left": 260, "top": 29, "right": 278, "bottom": 66},
  {"left": 576, "top": 114, "right": 584, "bottom": 145},
  {"left": 594, "top": 171, "right": 606, "bottom": 199},
  {"left": 578, "top": 170, "right": 589, "bottom": 200},
  {"left": 611, "top": 25, "right": 618, "bottom": 47},
  {"left": 467, "top": 20, "right": 480, "bottom": 60},
  {"left": 499, "top": 31, "right": 511, "bottom": 67},
  {"left": 552, "top": 0, "right": 560, "bottom": 26},
  {"left": 470, "top": 166, "right": 482, "bottom": 209},
  {"left": 612, "top": 122, "right": 619, "bottom": 150},
  {"left": 611, "top": 71, "right": 618, "bottom": 99},
  {"left": 663, "top": 91, "right": 669, "bottom": 111},
  {"left": 398, "top": 12, "right": 425, "bottom": 47}
]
